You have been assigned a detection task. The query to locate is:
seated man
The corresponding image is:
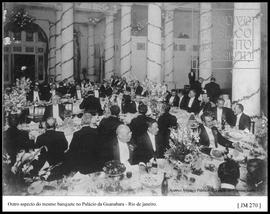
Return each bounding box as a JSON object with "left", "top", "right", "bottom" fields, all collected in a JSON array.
[
  {"left": 98, "top": 105, "right": 123, "bottom": 142},
  {"left": 233, "top": 103, "right": 251, "bottom": 131},
  {"left": 212, "top": 98, "right": 235, "bottom": 127},
  {"left": 186, "top": 89, "right": 200, "bottom": 114},
  {"left": 130, "top": 103, "right": 151, "bottom": 140},
  {"left": 209, "top": 159, "right": 240, "bottom": 196},
  {"left": 198, "top": 92, "right": 213, "bottom": 117},
  {"left": 178, "top": 90, "right": 188, "bottom": 110},
  {"left": 102, "top": 124, "right": 136, "bottom": 168},
  {"left": 167, "top": 89, "right": 180, "bottom": 107},
  {"left": 65, "top": 113, "right": 100, "bottom": 174},
  {"left": 35, "top": 117, "right": 68, "bottom": 166},
  {"left": 3, "top": 115, "right": 32, "bottom": 165},
  {"left": 122, "top": 94, "right": 137, "bottom": 114},
  {"left": 198, "top": 111, "right": 242, "bottom": 156},
  {"left": 134, "top": 118, "right": 163, "bottom": 164},
  {"left": 79, "top": 90, "right": 103, "bottom": 115}
]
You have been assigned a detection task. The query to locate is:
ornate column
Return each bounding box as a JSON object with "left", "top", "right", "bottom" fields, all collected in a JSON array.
[
  {"left": 120, "top": 3, "right": 132, "bottom": 80},
  {"left": 48, "top": 22, "right": 56, "bottom": 78},
  {"left": 61, "top": 3, "right": 74, "bottom": 81},
  {"left": 232, "top": 3, "right": 261, "bottom": 116},
  {"left": 147, "top": 3, "right": 162, "bottom": 83},
  {"left": 199, "top": 3, "right": 213, "bottom": 87},
  {"left": 104, "top": 11, "right": 115, "bottom": 80},
  {"left": 164, "top": 5, "right": 174, "bottom": 84},
  {"left": 87, "top": 24, "right": 95, "bottom": 81},
  {"left": 55, "top": 10, "right": 62, "bottom": 82}
]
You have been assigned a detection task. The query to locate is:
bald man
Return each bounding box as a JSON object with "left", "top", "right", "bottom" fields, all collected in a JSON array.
[{"left": 101, "top": 124, "right": 136, "bottom": 167}]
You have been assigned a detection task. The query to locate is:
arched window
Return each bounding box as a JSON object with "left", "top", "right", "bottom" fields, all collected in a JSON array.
[{"left": 4, "top": 22, "right": 49, "bottom": 85}]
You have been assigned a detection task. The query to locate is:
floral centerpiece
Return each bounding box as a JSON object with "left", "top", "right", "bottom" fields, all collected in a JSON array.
[
  {"left": 4, "top": 78, "right": 32, "bottom": 115},
  {"left": 164, "top": 120, "right": 202, "bottom": 175},
  {"left": 252, "top": 114, "right": 268, "bottom": 148}
]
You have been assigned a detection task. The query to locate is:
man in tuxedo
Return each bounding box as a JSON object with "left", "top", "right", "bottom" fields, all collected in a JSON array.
[
  {"left": 212, "top": 98, "right": 235, "bottom": 127},
  {"left": 119, "top": 77, "right": 128, "bottom": 91},
  {"left": 186, "top": 89, "right": 200, "bottom": 114},
  {"left": 134, "top": 118, "right": 163, "bottom": 164},
  {"left": 28, "top": 83, "right": 41, "bottom": 102},
  {"left": 57, "top": 81, "right": 68, "bottom": 96},
  {"left": 122, "top": 91, "right": 137, "bottom": 114},
  {"left": 130, "top": 103, "right": 151, "bottom": 140},
  {"left": 204, "top": 77, "right": 221, "bottom": 103},
  {"left": 167, "top": 89, "right": 180, "bottom": 107},
  {"left": 102, "top": 124, "right": 136, "bottom": 167},
  {"left": 3, "top": 115, "right": 32, "bottom": 165},
  {"left": 233, "top": 103, "right": 251, "bottom": 131},
  {"left": 178, "top": 90, "right": 188, "bottom": 110},
  {"left": 98, "top": 105, "right": 123, "bottom": 142},
  {"left": 35, "top": 117, "right": 68, "bottom": 166},
  {"left": 157, "top": 104, "right": 177, "bottom": 155},
  {"left": 65, "top": 113, "right": 100, "bottom": 174},
  {"left": 135, "top": 80, "right": 143, "bottom": 95},
  {"left": 79, "top": 90, "right": 103, "bottom": 115},
  {"left": 209, "top": 159, "right": 240, "bottom": 196},
  {"left": 39, "top": 81, "right": 51, "bottom": 101},
  {"left": 43, "top": 95, "right": 65, "bottom": 122},
  {"left": 198, "top": 111, "right": 242, "bottom": 156},
  {"left": 198, "top": 93, "right": 213, "bottom": 116}
]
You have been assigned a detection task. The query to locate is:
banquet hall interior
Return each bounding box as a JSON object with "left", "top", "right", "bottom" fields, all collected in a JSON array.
[{"left": 3, "top": 2, "right": 268, "bottom": 196}]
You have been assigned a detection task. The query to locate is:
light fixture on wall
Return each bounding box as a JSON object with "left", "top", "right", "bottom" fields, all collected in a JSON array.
[{"left": 89, "top": 17, "right": 101, "bottom": 25}]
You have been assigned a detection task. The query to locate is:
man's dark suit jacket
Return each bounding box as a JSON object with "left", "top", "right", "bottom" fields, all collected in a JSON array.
[
  {"left": 234, "top": 113, "right": 251, "bottom": 131},
  {"left": 133, "top": 132, "right": 163, "bottom": 164},
  {"left": 79, "top": 95, "right": 103, "bottom": 115},
  {"left": 98, "top": 116, "right": 123, "bottom": 142},
  {"left": 157, "top": 112, "right": 178, "bottom": 154},
  {"left": 122, "top": 100, "right": 137, "bottom": 114},
  {"left": 198, "top": 124, "right": 234, "bottom": 155},
  {"left": 42, "top": 104, "right": 65, "bottom": 121},
  {"left": 66, "top": 126, "right": 100, "bottom": 174},
  {"left": 135, "top": 85, "right": 143, "bottom": 95},
  {"left": 186, "top": 97, "right": 201, "bottom": 114},
  {"left": 212, "top": 107, "right": 236, "bottom": 126},
  {"left": 35, "top": 130, "right": 68, "bottom": 166},
  {"left": 130, "top": 114, "right": 151, "bottom": 140},
  {"left": 179, "top": 95, "right": 188, "bottom": 110},
  {"left": 167, "top": 95, "right": 180, "bottom": 107},
  {"left": 3, "top": 127, "right": 31, "bottom": 165},
  {"left": 204, "top": 82, "right": 221, "bottom": 102}
]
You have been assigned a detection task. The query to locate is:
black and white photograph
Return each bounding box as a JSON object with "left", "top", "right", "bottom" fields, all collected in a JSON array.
[{"left": 2, "top": 2, "right": 268, "bottom": 212}]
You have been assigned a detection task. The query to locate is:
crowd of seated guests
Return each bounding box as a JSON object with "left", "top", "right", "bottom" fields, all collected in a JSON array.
[{"left": 4, "top": 74, "right": 260, "bottom": 194}]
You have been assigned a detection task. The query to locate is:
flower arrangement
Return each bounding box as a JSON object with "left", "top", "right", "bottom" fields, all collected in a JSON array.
[
  {"left": 4, "top": 78, "right": 32, "bottom": 114},
  {"left": 164, "top": 126, "right": 200, "bottom": 167}
]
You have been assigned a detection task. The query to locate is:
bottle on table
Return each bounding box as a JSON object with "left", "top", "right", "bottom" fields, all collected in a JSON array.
[
  {"left": 151, "top": 157, "right": 158, "bottom": 174},
  {"left": 161, "top": 172, "right": 168, "bottom": 196}
]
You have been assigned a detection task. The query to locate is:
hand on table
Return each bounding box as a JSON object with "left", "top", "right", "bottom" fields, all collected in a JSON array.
[{"left": 232, "top": 142, "right": 243, "bottom": 153}]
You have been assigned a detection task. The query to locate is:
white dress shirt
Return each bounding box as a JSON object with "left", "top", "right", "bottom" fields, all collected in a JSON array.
[
  {"left": 52, "top": 104, "right": 59, "bottom": 119},
  {"left": 217, "top": 108, "right": 223, "bottom": 123},
  {"left": 179, "top": 96, "right": 183, "bottom": 107},
  {"left": 235, "top": 113, "right": 243, "bottom": 129},
  {"left": 204, "top": 125, "right": 216, "bottom": 148},
  {"left": 76, "top": 90, "right": 82, "bottom": 100},
  {"left": 188, "top": 97, "right": 195, "bottom": 108},
  {"left": 94, "top": 90, "right": 99, "bottom": 98},
  {"left": 118, "top": 139, "right": 130, "bottom": 164},
  {"left": 33, "top": 91, "right": 40, "bottom": 102},
  {"left": 147, "top": 132, "right": 156, "bottom": 152},
  {"left": 169, "top": 96, "right": 175, "bottom": 105},
  {"left": 51, "top": 90, "right": 56, "bottom": 97}
]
